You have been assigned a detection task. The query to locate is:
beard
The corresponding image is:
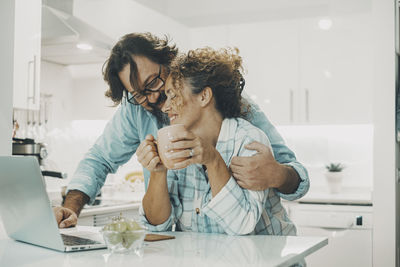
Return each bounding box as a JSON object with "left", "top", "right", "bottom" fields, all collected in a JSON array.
[
  {"left": 149, "top": 105, "right": 170, "bottom": 126},
  {"left": 147, "top": 95, "right": 170, "bottom": 127}
]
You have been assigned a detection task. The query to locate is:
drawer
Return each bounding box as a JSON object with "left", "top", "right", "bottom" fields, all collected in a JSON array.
[{"left": 288, "top": 203, "right": 373, "bottom": 229}]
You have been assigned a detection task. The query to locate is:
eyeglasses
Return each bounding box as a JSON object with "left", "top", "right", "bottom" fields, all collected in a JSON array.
[{"left": 125, "top": 65, "right": 165, "bottom": 105}]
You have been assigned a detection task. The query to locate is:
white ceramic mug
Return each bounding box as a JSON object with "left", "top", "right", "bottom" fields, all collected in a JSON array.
[{"left": 157, "top": 124, "right": 187, "bottom": 169}]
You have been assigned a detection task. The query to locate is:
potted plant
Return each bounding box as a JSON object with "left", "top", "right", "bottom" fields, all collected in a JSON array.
[{"left": 325, "top": 163, "right": 345, "bottom": 193}]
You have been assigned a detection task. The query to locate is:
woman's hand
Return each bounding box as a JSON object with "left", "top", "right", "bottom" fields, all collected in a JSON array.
[
  {"left": 136, "top": 134, "right": 166, "bottom": 172},
  {"left": 165, "top": 129, "right": 218, "bottom": 169}
]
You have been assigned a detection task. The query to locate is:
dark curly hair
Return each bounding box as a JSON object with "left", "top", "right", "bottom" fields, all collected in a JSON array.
[
  {"left": 103, "top": 32, "right": 178, "bottom": 105},
  {"left": 168, "top": 47, "right": 248, "bottom": 119}
]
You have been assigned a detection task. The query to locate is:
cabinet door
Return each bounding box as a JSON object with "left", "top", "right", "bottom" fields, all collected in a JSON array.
[
  {"left": 228, "top": 21, "right": 299, "bottom": 125},
  {"left": 298, "top": 13, "right": 373, "bottom": 124},
  {"left": 13, "top": 0, "right": 41, "bottom": 110},
  {"left": 298, "top": 227, "right": 372, "bottom": 267},
  {"left": 287, "top": 203, "right": 373, "bottom": 267}
]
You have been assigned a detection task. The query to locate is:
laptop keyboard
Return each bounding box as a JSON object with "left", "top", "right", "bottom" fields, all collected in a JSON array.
[{"left": 61, "top": 234, "right": 102, "bottom": 246}]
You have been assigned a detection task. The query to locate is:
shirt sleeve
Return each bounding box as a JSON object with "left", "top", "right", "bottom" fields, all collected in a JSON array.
[
  {"left": 243, "top": 96, "right": 310, "bottom": 200},
  {"left": 139, "top": 171, "right": 182, "bottom": 232},
  {"left": 67, "top": 104, "right": 140, "bottom": 204},
  {"left": 202, "top": 128, "right": 270, "bottom": 235},
  {"left": 202, "top": 177, "right": 267, "bottom": 235}
]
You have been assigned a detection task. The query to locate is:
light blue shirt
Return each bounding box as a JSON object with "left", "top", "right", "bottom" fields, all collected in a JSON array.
[
  {"left": 67, "top": 99, "right": 309, "bottom": 204},
  {"left": 139, "top": 118, "right": 296, "bottom": 236}
]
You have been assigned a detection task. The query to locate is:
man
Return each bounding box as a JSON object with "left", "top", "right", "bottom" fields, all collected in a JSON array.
[{"left": 54, "top": 32, "right": 309, "bottom": 228}]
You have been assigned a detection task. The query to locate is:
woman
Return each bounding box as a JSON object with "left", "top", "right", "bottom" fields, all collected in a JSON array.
[{"left": 138, "top": 47, "right": 295, "bottom": 235}]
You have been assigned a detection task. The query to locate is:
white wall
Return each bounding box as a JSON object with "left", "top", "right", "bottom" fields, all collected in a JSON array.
[
  {"left": 73, "top": 0, "right": 190, "bottom": 52},
  {"left": 67, "top": 65, "right": 116, "bottom": 121},
  {"left": 372, "top": 0, "right": 396, "bottom": 265},
  {"left": 0, "top": 0, "right": 15, "bottom": 156},
  {"left": 278, "top": 124, "right": 373, "bottom": 190},
  {"left": 39, "top": 61, "right": 116, "bottom": 180},
  {"left": 40, "top": 62, "right": 75, "bottom": 129}
]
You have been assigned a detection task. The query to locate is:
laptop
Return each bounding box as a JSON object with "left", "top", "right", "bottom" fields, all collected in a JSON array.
[{"left": 0, "top": 156, "right": 107, "bottom": 252}]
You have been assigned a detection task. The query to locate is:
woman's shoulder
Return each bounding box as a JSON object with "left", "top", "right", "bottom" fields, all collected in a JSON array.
[
  {"left": 225, "top": 118, "right": 271, "bottom": 158},
  {"left": 235, "top": 118, "right": 268, "bottom": 140},
  {"left": 231, "top": 118, "right": 270, "bottom": 150}
]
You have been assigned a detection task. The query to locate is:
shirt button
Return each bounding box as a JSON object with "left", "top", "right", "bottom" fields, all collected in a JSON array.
[{"left": 195, "top": 208, "right": 200, "bottom": 214}]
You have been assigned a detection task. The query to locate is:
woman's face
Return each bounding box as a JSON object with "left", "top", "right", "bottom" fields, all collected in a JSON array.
[{"left": 162, "top": 76, "right": 202, "bottom": 130}]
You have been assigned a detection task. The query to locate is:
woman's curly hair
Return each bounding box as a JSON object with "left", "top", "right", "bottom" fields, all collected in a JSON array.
[
  {"left": 168, "top": 47, "right": 248, "bottom": 119},
  {"left": 103, "top": 32, "right": 178, "bottom": 105}
]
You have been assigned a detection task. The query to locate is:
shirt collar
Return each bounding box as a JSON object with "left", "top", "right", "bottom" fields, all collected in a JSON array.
[{"left": 215, "top": 118, "right": 238, "bottom": 166}]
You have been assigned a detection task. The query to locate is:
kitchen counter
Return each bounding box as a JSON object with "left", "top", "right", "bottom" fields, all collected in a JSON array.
[
  {"left": 77, "top": 192, "right": 144, "bottom": 226},
  {"left": 0, "top": 228, "right": 327, "bottom": 267},
  {"left": 80, "top": 202, "right": 141, "bottom": 217},
  {"left": 296, "top": 186, "right": 372, "bottom": 205}
]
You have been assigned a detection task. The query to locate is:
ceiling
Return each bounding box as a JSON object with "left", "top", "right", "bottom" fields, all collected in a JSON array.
[{"left": 131, "top": 0, "right": 369, "bottom": 27}]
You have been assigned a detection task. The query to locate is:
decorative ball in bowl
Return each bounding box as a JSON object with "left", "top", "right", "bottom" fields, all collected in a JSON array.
[{"left": 100, "top": 214, "right": 146, "bottom": 254}]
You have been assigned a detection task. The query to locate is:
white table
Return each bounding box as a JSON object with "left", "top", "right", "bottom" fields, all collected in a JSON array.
[{"left": 0, "top": 229, "right": 327, "bottom": 267}]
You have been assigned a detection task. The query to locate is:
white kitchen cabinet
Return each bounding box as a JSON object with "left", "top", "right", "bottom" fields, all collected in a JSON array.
[
  {"left": 298, "top": 14, "right": 374, "bottom": 124},
  {"left": 228, "top": 21, "right": 300, "bottom": 125},
  {"left": 13, "top": 0, "right": 41, "bottom": 110},
  {"left": 190, "top": 1, "right": 374, "bottom": 125},
  {"left": 285, "top": 202, "right": 373, "bottom": 267},
  {"left": 190, "top": 21, "right": 300, "bottom": 125},
  {"left": 250, "top": 13, "right": 373, "bottom": 125}
]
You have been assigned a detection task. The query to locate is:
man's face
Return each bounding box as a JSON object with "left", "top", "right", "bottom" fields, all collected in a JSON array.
[{"left": 118, "top": 55, "right": 167, "bottom": 111}]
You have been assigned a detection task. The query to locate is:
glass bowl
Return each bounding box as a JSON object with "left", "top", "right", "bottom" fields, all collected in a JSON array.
[{"left": 101, "top": 228, "right": 146, "bottom": 253}]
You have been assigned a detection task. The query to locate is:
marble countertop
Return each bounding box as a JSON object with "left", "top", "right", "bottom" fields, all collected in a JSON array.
[{"left": 0, "top": 229, "right": 327, "bottom": 267}]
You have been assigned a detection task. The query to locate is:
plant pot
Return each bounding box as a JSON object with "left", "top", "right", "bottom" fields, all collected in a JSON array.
[{"left": 325, "top": 171, "right": 343, "bottom": 194}]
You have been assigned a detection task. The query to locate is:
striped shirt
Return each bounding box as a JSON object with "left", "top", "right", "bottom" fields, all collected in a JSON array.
[{"left": 140, "top": 118, "right": 296, "bottom": 236}]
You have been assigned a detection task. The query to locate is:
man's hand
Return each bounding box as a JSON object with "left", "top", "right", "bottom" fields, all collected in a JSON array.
[
  {"left": 53, "top": 206, "right": 78, "bottom": 228},
  {"left": 230, "top": 141, "right": 300, "bottom": 193},
  {"left": 54, "top": 190, "right": 89, "bottom": 228}
]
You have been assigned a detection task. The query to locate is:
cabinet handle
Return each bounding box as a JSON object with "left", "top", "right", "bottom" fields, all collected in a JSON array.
[
  {"left": 290, "top": 89, "right": 294, "bottom": 123},
  {"left": 27, "top": 59, "right": 34, "bottom": 105},
  {"left": 32, "top": 55, "right": 37, "bottom": 105},
  {"left": 305, "top": 88, "right": 310, "bottom": 122},
  {"left": 27, "top": 55, "right": 37, "bottom": 105}
]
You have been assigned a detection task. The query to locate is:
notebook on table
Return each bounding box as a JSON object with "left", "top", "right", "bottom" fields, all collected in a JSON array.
[{"left": 0, "top": 156, "right": 106, "bottom": 252}]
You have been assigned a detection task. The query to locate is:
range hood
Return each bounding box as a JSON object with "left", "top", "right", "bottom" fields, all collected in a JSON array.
[{"left": 41, "top": 0, "right": 115, "bottom": 65}]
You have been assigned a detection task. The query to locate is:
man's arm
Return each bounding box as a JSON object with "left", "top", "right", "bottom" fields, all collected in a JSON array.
[
  {"left": 63, "top": 190, "right": 90, "bottom": 216},
  {"left": 54, "top": 105, "right": 142, "bottom": 228},
  {"left": 231, "top": 141, "right": 301, "bottom": 194},
  {"left": 231, "top": 96, "right": 309, "bottom": 200},
  {"left": 66, "top": 104, "right": 141, "bottom": 203},
  {"left": 54, "top": 190, "right": 89, "bottom": 228},
  {"left": 277, "top": 164, "right": 302, "bottom": 194}
]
